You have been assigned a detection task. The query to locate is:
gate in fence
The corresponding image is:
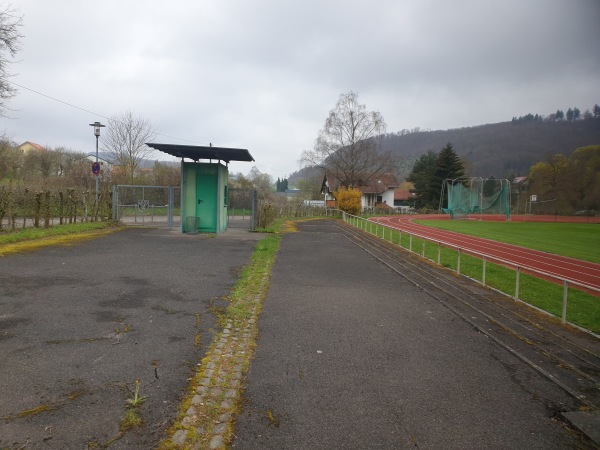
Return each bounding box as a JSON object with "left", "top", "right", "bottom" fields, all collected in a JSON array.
[
  {"left": 112, "top": 185, "right": 180, "bottom": 229},
  {"left": 227, "top": 188, "right": 257, "bottom": 230}
]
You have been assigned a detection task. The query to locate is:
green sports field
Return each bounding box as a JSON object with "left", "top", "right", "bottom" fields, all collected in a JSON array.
[{"left": 414, "top": 220, "right": 600, "bottom": 264}]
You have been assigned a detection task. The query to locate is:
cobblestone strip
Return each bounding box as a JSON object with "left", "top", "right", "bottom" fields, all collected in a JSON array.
[{"left": 163, "top": 258, "right": 273, "bottom": 450}]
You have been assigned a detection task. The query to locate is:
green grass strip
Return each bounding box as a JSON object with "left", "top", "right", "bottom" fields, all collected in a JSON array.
[
  {"left": 353, "top": 218, "right": 600, "bottom": 334},
  {"left": 0, "top": 222, "right": 115, "bottom": 246},
  {"left": 415, "top": 220, "right": 600, "bottom": 264}
]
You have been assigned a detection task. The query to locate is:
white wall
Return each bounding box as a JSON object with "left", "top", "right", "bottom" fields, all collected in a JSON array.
[{"left": 381, "top": 189, "right": 395, "bottom": 206}]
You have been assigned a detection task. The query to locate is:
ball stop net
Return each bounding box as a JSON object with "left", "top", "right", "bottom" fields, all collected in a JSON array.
[{"left": 441, "top": 178, "right": 511, "bottom": 220}]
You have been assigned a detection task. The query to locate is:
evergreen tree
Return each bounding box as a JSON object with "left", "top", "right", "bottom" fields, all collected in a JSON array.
[
  {"left": 432, "top": 143, "right": 465, "bottom": 208},
  {"left": 566, "top": 108, "right": 574, "bottom": 121},
  {"left": 406, "top": 150, "right": 437, "bottom": 209}
]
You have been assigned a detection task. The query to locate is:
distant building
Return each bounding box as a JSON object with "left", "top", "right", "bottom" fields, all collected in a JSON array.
[
  {"left": 394, "top": 189, "right": 417, "bottom": 207},
  {"left": 321, "top": 172, "right": 398, "bottom": 211},
  {"left": 18, "top": 141, "right": 46, "bottom": 154}
]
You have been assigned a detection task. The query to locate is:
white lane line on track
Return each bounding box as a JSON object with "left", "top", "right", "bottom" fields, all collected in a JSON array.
[{"left": 369, "top": 216, "right": 600, "bottom": 288}]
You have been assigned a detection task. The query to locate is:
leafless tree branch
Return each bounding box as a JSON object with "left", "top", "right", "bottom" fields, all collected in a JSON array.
[
  {"left": 101, "top": 110, "right": 158, "bottom": 182},
  {"left": 300, "top": 91, "right": 393, "bottom": 187}
]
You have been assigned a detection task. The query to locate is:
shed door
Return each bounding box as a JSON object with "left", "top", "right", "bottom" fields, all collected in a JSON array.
[{"left": 196, "top": 172, "right": 217, "bottom": 232}]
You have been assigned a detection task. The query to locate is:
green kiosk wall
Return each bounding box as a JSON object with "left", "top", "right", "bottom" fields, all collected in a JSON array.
[{"left": 182, "top": 162, "right": 229, "bottom": 233}]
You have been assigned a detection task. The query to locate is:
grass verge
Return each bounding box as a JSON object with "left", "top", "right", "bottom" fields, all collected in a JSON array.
[
  {"left": 0, "top": 222, "right": 121, "bottom": 256},
  {"left": 356, "top": 220, "right": 600, "bottom": 334}
]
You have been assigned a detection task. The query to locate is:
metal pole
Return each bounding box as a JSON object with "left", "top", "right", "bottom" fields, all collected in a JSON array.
[
  {"left": 482, "top": 257, "right": 487, "bottom": 286},
  {"left": 112, "top": 185, "right": 118, "bottom": 222},
  {"left": 95, "top": 134, "right": 99, "bottom": 204},
  {"left": 168, "top": 186, "right": 174, "bottom": 229},
  {"left": 90, "top": 122, "right": 105, "bottom": 205},
  {"left": 562, "top": 281, "right": 568, "bottom": 323}
]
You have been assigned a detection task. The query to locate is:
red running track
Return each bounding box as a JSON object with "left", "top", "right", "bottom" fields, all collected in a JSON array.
[{"left": 370, "top": 215, "right": 600, "bottom": 293}]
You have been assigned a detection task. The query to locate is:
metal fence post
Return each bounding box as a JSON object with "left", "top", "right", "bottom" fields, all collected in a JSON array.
[
  {"left": 562, "top": 281, "right": 568, "bottom": 324},
  {"left": 437, "top": 243, "right": 441, "bottom": 265},
  {"left": 168, "top": 186, "right": 174, "bottom": 229},
  {"left": 515, "top": 266, "right": 520, "bottom": 299},
  {"left": 457, "top": 248, "right": 461, "bottom": 274},
  {"left": 112, "top": 185, "right": 119, "bottom": 222},
  {"left": 482, "top": 257, "right": 486, "bottom": 286},
  {"left": 251, "top": 189, "right": 258, "bottom": 231}
]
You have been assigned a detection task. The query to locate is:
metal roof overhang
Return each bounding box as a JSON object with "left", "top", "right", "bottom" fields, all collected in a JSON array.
[{"left": 146, "top": 143, "right": 254, "bottom": 163}]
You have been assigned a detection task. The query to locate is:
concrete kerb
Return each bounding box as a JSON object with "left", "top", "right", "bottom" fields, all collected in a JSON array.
[{"left": 165, "top": 263, "right": 271, "bottom": 449}]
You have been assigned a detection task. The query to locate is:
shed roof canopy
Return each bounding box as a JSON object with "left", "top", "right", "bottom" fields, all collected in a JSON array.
[{"left": 146, "top": 143, "right": 254, "bottom": 163}]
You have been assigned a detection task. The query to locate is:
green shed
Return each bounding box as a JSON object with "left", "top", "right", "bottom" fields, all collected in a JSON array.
[{"left": 146, "top": 143, "right": 254, "bottom": 233}]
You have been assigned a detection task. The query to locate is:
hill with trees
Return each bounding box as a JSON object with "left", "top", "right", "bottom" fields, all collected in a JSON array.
[
  {"left": 291, "top": 107, "right": 600, "bottom": 189},
  {"left": 382, "top": 114, "right": 600, "bottom": 179}
]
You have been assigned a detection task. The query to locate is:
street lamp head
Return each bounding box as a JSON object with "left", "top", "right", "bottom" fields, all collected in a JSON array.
[{"left": 89, "top": 121, "right": 105, "bottom": 137}]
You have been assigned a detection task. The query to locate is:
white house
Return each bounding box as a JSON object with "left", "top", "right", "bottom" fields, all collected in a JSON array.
[{"left": 321, "top": 172, "right": 399, "bottom": 211}]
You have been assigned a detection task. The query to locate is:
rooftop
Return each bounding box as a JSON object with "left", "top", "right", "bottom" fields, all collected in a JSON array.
[{"left": 146, "top": 143, "right": 254, "bottom": 163}]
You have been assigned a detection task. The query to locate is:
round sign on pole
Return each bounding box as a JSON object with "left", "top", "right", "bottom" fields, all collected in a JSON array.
[{"left": 92, "top": 162, "right": 101, "bottom": 175}]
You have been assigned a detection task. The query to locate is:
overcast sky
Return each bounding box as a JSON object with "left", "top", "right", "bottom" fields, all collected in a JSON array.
[{"left": 4, "top": 0, "right": 600, "bottom": 178}]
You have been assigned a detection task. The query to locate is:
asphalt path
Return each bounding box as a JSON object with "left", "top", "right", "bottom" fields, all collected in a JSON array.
[
  {"left": 372, "top": 215, "right": 600, "bottom": 291},
  {"left": 0, "top": 227, "right": 263, "bottom": 449},
  {"left": 232, "top": 220, "right": 586, "bottom": 449}
]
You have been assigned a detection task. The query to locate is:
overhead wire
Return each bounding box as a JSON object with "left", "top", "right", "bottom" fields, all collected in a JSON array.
[
  {"left": 7, "top": 80, "right": 209, "bottom": 145},
  {"left": 7, "top": 79, "right": 294, "bottom": 176}
]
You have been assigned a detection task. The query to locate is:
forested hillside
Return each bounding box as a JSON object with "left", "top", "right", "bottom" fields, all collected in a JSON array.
[{"left": 383, "top": 118, "right": 600, "bottom": 179}]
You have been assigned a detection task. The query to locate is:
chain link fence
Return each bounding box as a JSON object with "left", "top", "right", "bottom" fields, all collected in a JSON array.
[
  {"left": 227, "top": 188, "right": 257, "bottom": 230},
  {"left": 112, "top": 185, "right": 180, "bottom": 229}
]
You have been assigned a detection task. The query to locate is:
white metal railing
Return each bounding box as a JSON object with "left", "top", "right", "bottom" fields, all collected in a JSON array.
[{"left": 342, "top": 212, "right": 600, "bottom": 328}]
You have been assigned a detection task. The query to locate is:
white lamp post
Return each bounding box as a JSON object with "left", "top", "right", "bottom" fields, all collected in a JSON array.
[{"left": 89, "top": 121, "right": 105, "bottom": 203}]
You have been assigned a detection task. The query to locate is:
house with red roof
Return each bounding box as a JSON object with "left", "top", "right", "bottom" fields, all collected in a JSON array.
[
  {"left": 393, "top": 188, "right": 417, "bottom": 212},
  {"left": 17, "top": 141, "right": 47, "bottom": 154},
  {"left": 321, "top": 172, "right": 399, "bottom": 211}
]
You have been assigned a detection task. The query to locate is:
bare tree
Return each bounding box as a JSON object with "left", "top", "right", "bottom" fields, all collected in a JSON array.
[
  {"left": 301, "top": 91, "right": 392, "bottom": 187},
  {"left": 248, "top": 166, "right": 274, "bottom": 200},
  {"left": 151, "top": 161, "right": 181, "bottom": 186},
  {"left": 102, "top": 110, "right": 158, "bottom": 182},
  {"left": 0, "top": 5, "right": 23, "bottom": 116}
]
